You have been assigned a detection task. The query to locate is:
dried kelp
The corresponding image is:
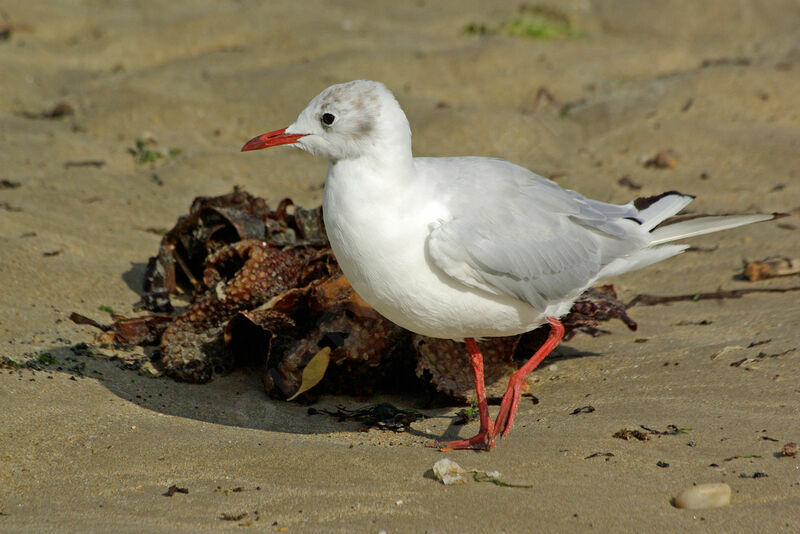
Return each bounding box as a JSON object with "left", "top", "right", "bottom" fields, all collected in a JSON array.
[
  {"left": 242, "top": 273, "right": 411, "bottom": 399},
  {"left": 158, "top": 240, "right": 324, "bottom": 382},
  {"left": 415, "top": 336, "right": 521, "bottom": 402},
  {"left": 140, "top": 189, "right": 326, "bottom": 312},
  {"left": 559, "top": 285, "right": 637, "bottom": 339}
]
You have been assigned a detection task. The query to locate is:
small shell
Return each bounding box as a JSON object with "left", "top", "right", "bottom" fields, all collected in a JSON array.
[{"left": 673, "top": 483, "right": 731, "bottom": 509}]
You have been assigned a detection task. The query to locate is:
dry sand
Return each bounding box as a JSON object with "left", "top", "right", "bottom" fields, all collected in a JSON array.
[{"left": 1, "top": 1, "right": 799, "bottom": 532}]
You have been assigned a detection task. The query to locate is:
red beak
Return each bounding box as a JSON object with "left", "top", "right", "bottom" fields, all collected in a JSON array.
[{"left": 241, "top": 128, "right": 308, "bottom": 151}]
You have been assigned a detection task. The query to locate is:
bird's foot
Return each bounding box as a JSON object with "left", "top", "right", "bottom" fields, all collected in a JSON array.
[{"left": 428, "top": 432, "right": 495, "bottom": 451}]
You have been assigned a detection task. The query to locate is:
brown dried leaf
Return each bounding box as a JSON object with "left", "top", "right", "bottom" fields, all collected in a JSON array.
[
  {"left": 743, "top": 257, "right": 800, "bottom": 281},
  {"left": 287, "top": 347, "right": 331, "bottom": 400}
]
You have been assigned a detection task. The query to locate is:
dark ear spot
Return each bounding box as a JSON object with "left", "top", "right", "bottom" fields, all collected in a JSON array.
[{"left": 353, "top": 119, "right": 373, "bottom": 139}]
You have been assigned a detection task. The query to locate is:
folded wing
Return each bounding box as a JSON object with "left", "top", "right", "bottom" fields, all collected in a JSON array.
[{"left": 423, "top": 158, "right": 649, "bottom": 311}]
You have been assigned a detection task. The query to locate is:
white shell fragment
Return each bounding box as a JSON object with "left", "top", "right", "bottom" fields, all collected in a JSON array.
[
  {"left": 674, "top": 483, "right": 731, "bottom": 509},
  {"left": 433, "top": 458, "right": 466, "bottom": 485}
]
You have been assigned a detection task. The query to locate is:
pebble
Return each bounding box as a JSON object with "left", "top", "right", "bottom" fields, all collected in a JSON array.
[
  {"left": 433, "top": 458, "right": 465, "bottom": 485},
  {"left": 673, "top": 483, "right": 731, "bottom": 509}
]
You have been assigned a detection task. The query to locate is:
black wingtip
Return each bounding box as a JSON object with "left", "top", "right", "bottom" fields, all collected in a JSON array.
[{"left": 633, "top": 190, "right": 694, "bottom": 210}]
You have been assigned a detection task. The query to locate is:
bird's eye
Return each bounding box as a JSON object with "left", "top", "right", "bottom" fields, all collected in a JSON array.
[{"left": 321, "top": 112, "right": 335, "bottom": 126}]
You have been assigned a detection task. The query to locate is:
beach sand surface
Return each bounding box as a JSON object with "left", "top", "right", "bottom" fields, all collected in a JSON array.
[{"left": 1, "top": 1, "right": 799, "bottom": 531}]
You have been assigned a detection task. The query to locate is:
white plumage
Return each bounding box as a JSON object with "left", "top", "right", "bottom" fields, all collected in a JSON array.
[{"left": 242, "top": 80, "right": 773, "bottom": 449}]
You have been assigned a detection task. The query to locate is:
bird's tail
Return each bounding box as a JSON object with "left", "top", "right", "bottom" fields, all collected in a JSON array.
[
  {"left": 649, "top": 213, "right": 776, "bottom": 245},
  {"left": 597, "top": 191, "right": 775, "bottom": 281},
  {"left": 637, "top": 191, "right": 775, "bottom": 245},
  {"left": 631, "top": 191, "right": 776, "bottom": 245}
]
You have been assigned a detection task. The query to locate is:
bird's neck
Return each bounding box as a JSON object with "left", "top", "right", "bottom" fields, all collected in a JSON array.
[
  {"left": 328, "top": 133, "right": 415, "bottom": 190},
  {"left": 326, "top": 159, "right": 407, "bottom": 209},
  {"left": 323, "top": 140, "right": 423, "bottom": 237}
]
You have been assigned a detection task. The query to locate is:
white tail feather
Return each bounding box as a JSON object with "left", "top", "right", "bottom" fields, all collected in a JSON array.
[
  {"left": 650, "top": 214, "right": 775, "bottom": 245},
  {"left": 635, "top": 194, "right": 694, "bottom": 231},
  {"left": 599, "top": 243, "right": 689, "bottom": 280}
]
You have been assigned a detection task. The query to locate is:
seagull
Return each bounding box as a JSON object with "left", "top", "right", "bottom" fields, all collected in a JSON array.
[{"left": 242, "top": 80, "right": 774, "bottom": 450}]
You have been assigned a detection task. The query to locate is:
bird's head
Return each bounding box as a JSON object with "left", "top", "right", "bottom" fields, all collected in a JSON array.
[{"left": 242, "top": 80, "right": 411, "bottom": 163}]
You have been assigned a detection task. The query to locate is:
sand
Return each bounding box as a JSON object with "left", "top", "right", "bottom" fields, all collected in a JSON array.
[{"left": 1, "top": 1, "right": 799, "bottom": 531}]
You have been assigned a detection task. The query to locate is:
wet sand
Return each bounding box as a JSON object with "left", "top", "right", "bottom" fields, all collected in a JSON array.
[{"left": 1, "top": 1, "right": 799, "bottom": 531}]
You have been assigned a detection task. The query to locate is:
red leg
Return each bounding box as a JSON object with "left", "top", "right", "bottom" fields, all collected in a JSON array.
[
  {"left": 492, "top": 317, "right": 564, "bottom": 441},
  {"left": 429, "top": 337, "right": 495, "bottom": 451}
]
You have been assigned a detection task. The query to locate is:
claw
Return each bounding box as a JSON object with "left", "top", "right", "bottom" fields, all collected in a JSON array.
[{"left": 428, "top": 432, "right": 495, "bottom": 451}]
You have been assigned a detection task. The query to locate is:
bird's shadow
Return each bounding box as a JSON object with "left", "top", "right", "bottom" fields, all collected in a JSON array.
[
  {"left": 27, "top": 329, "right": 603, "bottom": 441},
  {"left": 25, "top": 344, "right": 463, "bottom": 439},
  {"left": 544, "top": 344, "right": 601, "bottom": 363},
  {"left": 121, "top": 262, "right": 149, "bottom": 296}
]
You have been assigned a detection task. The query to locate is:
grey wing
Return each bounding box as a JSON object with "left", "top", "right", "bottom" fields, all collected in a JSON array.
[
  {"left": 428, "top": 212, "right": 606, "bottom": 311},
  {"left": 424, "top": 158, "right": 644, "bottom": 311}
]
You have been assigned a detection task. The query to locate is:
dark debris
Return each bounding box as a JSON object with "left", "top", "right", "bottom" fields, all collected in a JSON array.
[
  {"left": 617, "top": 175, "right": 642, "bottom": 190},
  {"left": 219, "top": 512, "right": 248, "bottom": 521},
  {"left": 639, "top": 424, "right": 689, "bottom": 436},
  {"left": 19, "top": 101, "right": 74, "bottom": 120},
  {"left": 627, "top": 286, "right": 800, "bottom": 307},
  {"left": 308, "top": 403, "right": 423, "bottom": 432},
  {"left": 0, "top": 179, "right": 20, "bottom": 189},
  {"left": 739, "top": 472, "right": 768, "bottom": 479},
  {"left": 585, "top": 452, "right": 614, "bottom": 459},
  {"left": 644, "top": 150, "right": 678, "bottom": 169},
  {"left": 164, "top": 485, "right": 189, "bottom": 496},
  {"left": 613, "top": 428, "right": 650, "bottom": 441}
]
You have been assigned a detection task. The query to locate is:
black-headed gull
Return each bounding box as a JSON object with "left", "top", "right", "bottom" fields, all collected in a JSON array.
[{"left": 243, "top": 80, "right": 774, "bottom": 450}]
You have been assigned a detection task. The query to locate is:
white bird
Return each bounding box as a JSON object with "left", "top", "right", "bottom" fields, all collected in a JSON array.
[{"left": 242, "top": 80, "right": 774, "bottom": 450}]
